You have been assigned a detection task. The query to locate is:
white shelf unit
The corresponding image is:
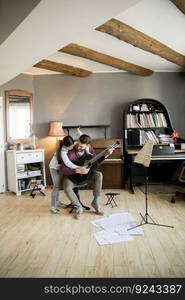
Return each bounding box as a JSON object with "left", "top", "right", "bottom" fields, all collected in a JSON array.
[{"left": 6, "top": 149, "right": 46, "bottom": 195}]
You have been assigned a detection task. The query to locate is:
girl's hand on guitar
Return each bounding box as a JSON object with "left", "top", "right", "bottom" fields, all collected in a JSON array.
[{"left": 75, "top": 167, "right": 89, "bottom": 174}]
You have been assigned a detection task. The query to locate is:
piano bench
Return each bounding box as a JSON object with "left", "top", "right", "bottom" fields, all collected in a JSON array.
[{"left": 105, "top": 192, "right": 120, "bottom": 208}]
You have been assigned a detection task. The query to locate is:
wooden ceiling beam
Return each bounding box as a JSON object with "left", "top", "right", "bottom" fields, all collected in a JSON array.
[
  {"left": 170, "top": 0, "right": 185, "bottom": 14},
  {"left": 33, "top": 59, "right": 92, "bottom": 77},
  {"left": 60, "top": 43, "right": 153, "bottom": 76},
  {"left": 96, "top": 18, "right": 185, "bottom": 67}
]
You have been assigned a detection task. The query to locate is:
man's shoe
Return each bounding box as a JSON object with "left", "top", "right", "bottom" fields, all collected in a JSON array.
[
  {"left": 50, "top": 207, "right": 60, "bottom": 214},
  {"left": 73, "top": 206, "right": 83, "bottom": 219},
  {"left": 91, "top": 202, "right": 104, "bottom": 215}
]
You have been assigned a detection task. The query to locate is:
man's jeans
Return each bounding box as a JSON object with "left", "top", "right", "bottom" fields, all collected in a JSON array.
[{"left": 63, "top": 171, "right": 103, "bottom": 208}]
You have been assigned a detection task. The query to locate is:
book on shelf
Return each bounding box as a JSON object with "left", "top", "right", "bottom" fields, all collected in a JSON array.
[
  {"left": 27, "top": 170, "right": 41, "bottom": 176},
  {"left": 18, "top": 178, "right": 43, "bottom": 191},
  {"left": 17, "top": 172, "right": 28, "bottom": 178},
  {"left": 130, "top": 103, "right": 164, "bottom": 112},
  {"left": 17, "top": 170, "right": 41, "bottom": 178},
  {"left": 17, "top": 164, "right": 25, "bottom": 172},
  {"left": 139, "top": 130, "right": 159, "bottom": 145},
  {"left": 127, "top": 131, "right": 174, "bottom": 146},
  {"left": 18, "top": 179, "right": 27, "bottom": 190},
  {"left": 158, "top": 134, "right": 173, "bottom": 144},
  {"left": 27, "top": 178, "right": 42, "bottom": 189},
  {"left": 126, "top": 112, "right": 168, "bottom": 128}
]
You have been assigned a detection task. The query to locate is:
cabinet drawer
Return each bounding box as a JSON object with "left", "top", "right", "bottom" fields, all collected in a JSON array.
[{"left": 16, "top": 151, "right": 43, "bottom": 164}]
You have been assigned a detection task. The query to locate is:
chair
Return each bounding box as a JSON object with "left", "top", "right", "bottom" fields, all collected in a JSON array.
[
  {"left": 171, "top": 161, "right": 185, "bottom": 203},
  {"left": 64, "top": 183, "right": 90, "bottom": 212}
]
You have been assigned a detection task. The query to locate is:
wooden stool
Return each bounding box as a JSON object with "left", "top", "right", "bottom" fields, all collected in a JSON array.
[{"left": 105, "top": 192, "right": 120, "bottom": 208}]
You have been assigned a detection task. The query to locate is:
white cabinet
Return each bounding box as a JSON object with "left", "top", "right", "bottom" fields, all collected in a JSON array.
[{"left": 6, "top": 149, "right": 46, "bottom": 195}]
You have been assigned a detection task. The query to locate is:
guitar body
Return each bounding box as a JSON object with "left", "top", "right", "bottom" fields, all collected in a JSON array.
[
  {"left": 68, "top": 140, "right": 120, "bottom": 185},
  {"left": 68, "top": 154, "right": 98, "bottom": 185}
]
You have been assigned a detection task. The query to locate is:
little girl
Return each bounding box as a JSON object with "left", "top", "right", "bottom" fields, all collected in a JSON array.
[{"left": 49, "top": 135, "right": 79, "bottom": 213}]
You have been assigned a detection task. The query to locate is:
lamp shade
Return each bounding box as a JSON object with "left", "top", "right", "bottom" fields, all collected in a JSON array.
[{"left": 48, "top": 121, "right": 65, "bottom": 137}]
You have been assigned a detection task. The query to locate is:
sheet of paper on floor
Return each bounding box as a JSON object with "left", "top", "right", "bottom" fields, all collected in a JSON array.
[
  {"left": 94, "top": 230, "right": 133, "bottom": 246},
  {"left": 105, "top": 224, "right": 144, "bottom": 235},
  {"left": 91, "top": 213, "right": 135, "bottom": 229},
  {"left": 90, "top": 217, "right": 109, "bottom": 228}
]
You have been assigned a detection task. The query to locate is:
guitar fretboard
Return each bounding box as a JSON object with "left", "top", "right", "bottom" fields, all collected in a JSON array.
[{"left": 88, "top": 142, "right": 119, "bottom": 165}]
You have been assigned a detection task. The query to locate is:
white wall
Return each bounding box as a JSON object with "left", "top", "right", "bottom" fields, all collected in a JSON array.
[
  {"left": 0, "top": 74, "right": 34, "bottom": 191},
  {"left": 0, "top": 96, "right": 5, "bottom": 192}
]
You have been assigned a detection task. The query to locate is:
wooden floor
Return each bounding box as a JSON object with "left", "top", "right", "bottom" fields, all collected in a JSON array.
[{"left": 0, "top": 187, "right": 185, "bottom": 278}]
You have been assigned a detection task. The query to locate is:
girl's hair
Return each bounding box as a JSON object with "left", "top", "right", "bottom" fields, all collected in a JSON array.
[{"left": 56, "top": 135, "right": 74, "bottom": 164}]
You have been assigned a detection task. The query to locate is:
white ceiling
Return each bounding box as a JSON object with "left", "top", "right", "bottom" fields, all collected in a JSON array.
[{"left": 0, "top": 0, "right": 185, "bottom": 86}]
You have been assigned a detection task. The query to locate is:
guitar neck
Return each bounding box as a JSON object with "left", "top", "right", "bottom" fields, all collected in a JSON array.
[{"left": 88, "top": 142, "right": 118, "bottom": 165}]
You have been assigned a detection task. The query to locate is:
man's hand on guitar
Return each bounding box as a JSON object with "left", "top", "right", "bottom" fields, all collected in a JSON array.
[{"left": 75, "top": 167, "right": 89, "bottom": 174}]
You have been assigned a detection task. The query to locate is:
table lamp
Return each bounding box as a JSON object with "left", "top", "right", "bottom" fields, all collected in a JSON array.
[{"left": 48, "top": 121, "right": 65, "bottom": 142}]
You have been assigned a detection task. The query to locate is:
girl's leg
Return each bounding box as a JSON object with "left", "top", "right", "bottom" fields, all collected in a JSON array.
[{"left": 50, "top": 168, "right": 62, "bottom": 213}]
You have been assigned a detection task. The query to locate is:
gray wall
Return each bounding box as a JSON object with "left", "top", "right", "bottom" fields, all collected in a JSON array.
[
  {"left": 0, "top": 0, "right": 41, "bottom": 45},
  {"left": 33, "top": 72, "right": 185, "bottom": 139},
  {"left": 0, "top": 73, "right": 34, "bottom": 95},
  {"left": 33, "top": 72, "right": 185, "bottom": 184},
  {"left": 1, "top": 72, "right": 185, "bottom": 184}
]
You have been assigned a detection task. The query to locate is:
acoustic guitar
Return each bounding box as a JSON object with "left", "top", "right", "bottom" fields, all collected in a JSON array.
[{"left": 68, "top": 140, "right": 120, "bottom": 185}]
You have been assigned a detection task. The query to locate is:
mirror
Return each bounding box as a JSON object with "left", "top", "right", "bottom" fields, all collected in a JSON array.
[{"left": 5, "top": 90, "right": 33, "bottom": 143}]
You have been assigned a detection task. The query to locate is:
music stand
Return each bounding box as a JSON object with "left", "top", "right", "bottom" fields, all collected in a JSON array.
[{"left": 128, "top": 140, "right": 174, "bottom": 231}]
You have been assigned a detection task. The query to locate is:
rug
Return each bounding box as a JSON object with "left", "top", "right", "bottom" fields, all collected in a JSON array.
[{"left": 137, "top": 183, "right": 185, "bottom": 195}]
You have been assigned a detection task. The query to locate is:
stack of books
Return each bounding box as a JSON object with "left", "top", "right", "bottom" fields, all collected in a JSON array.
[
  {"left": 17, "top": 172, "right": 28, "bottom": 178},
  {"left": 27, "top": 170, "right": 41, "bottom": 176},
  {"left": 17, "top": 164, "right": 25, "bottom": 172},
  {"left": 158, "top": 134, "right": 174, "bottom": 144}
]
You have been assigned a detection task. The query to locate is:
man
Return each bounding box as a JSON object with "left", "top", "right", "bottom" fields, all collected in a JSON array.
[{"left": 60, "top": 134, "right": 113, "bottom": 219}]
